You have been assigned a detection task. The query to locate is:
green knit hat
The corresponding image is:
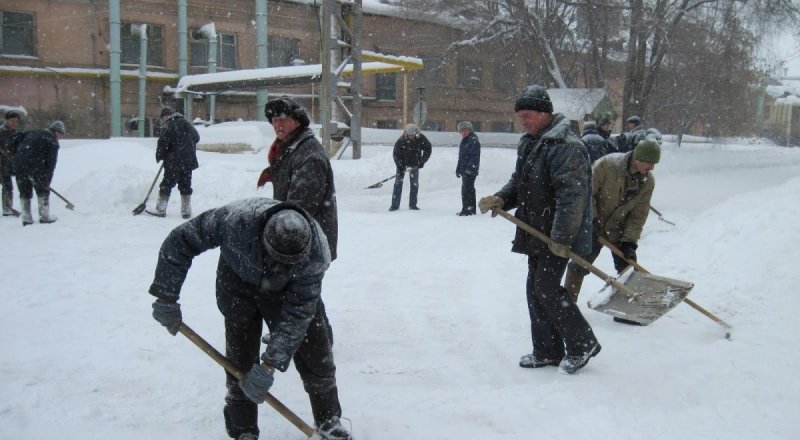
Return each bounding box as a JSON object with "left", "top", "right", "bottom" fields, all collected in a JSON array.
[{"left": 633, "top": 138, "right": 661, "bottom": 164}]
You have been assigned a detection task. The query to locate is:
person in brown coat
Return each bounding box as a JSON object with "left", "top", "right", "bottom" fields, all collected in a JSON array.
[{"left": 563, "top": 138, "right": 660, "bottom": 324}]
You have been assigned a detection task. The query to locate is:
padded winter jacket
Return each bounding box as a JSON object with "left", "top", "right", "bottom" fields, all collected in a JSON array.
[
  {"left": 0, "top": 123, "right": 21, "bottom": 176},
  {"left": 495, "top": 113, "right": 592, "bottom": 257},
  {"left": 11, "top": 128, "right": 59, "bottom": 182},
  {"left": 269, "top": 127, "right": 338, "bottom": 260},
  {"left": 148, "top": 198, "right": 331, "bottom": 371},
  {"left": 456, "top": 132, "right": 481, "bottom": 176},
  {"left": 591, "top": 152, "right": 654, "bottom": 244},
  {"left": 581, "top": 128, "right": 612, "bottom": 164},
  {"left": 393, "top": 133, "right": 432, "bottom": 171},
  {"left": 156, "top": 114, "right": 199, "bottom": 171},
  {"left": 615, "top": 126, "right": 646, "bottom": 153}
]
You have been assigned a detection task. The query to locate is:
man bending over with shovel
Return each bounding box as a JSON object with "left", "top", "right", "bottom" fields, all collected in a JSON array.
[
  {"left": 563, "top": 137, "right": 660, "bottom": 325},
  {"left": 148, "top": 199, "right": 353, "bottom": 440},
  {"left": 478, "top": 85, "right": 601, "bottom": 375}
]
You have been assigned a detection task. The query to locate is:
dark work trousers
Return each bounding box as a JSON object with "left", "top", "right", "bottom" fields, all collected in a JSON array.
[
  {"left": 460, "top": 173, "right": 477, "bottom": 213},
  {"left": 1, "top": 172, "right": 14, "bottom": 196},
  {"left": 526, "top": 252, "right": 599, "bottom": 359},
  {"left": 15, "top": 174, "right": 50, "bottom": 199},
  {"left": 159, "top": 166, "right": 193, "bottom": 196},
  {"left": 215, "top": 258, "right": 341, "bottom": 439},
  {"left": 390, "top": 168, "right": 419, "bottom": 209}
]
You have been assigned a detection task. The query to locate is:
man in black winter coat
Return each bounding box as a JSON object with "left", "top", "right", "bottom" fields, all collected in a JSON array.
[
  {"left": 258, "top": 96, "right": 338, "bottom": 260},
  {"left": 580, "top": 121, "right": 611, "bottom": 164},
  {"left": 148, "top": 199, "right": 352, "bottom": 440},
  {"left": 615, "top": 115, "right": 646, "bottom": 153},
  {"left": 0, "top": 110, "right": 22, "bottom": 216},
  {"left": 389, "top": 123, "right": 432, "bottom": 211},
  {"left": 12, "top": 120, "right": 65, "bottom": 226},
  {"left": 478, "top": 85, "right": 600, "bottom": 375},
  {"left": 148, "top": 106, "right": 200, "bottom": 219},
  {"left": 455, "top": 120, "right": 481, "bottom": 215}
]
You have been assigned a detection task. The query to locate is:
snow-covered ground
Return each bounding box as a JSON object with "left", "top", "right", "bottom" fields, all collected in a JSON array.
[{"left": 2, "top": 128, "right": 799, "bottom": 439}]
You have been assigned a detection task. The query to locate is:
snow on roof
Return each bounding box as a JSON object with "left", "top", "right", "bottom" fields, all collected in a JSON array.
[
  {"left": 0, "top": 65, "right": 178, "bottom": 80},
  {"left": 546, "top": 88, "right": 609, "bottom": 121},
  {"left": 767, "top": 79, "right": 800, "bottom": 98}
]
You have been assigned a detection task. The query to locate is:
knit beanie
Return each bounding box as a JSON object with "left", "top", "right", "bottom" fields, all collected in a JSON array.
[
  {"left": 633, "top": 138, "right": 661, "bottom": 164},
  {"left": 264, "top": 97, "right": 311, "bottom": 128}
]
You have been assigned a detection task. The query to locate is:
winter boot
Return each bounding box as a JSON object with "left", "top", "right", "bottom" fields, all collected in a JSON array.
[
  {"left": 236, "top": 434, "right": 258, "bottom": 440},
  {"left": 180, "top": 194, "right": 191, "bottom": 219},
  {"left": 563, "top": 267, "right": 585, "bottom": 303},
  {"left": 559, "top": 342, "right": 601, "bottom": 375},
  {"left": 38, "top": 195, "right": 58, "bottom": 224},
  {"left": 20, "top": 198, "right": 33, "bottom": 226},
  {"left": 2, "top": 191, "right": 20, "bottom": 216},
  {"left": 317, "top": 416, "right": 353, "bottom": 440},
  {"left": 146, "top": 193, "right": 169, "bottom": 217},
  {"left": 519, "top": 353, "right": 562, "bottom": 368}
]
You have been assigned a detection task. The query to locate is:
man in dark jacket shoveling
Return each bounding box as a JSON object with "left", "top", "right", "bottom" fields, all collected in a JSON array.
[
  {"left": 12, "top": 120, "right": 65, "bottom": 226},
  {"left": 148, "top": 199, "right": 352, "bottom": 440},
  {"left": 148, "top": 106, "right": 200, "bottom": 219},
  {"left": 478, "top": 85, "right": 601, "bottom": 375}
]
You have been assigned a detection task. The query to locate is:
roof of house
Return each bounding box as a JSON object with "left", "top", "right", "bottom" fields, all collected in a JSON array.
[{"left": 546, "top": 88, "right": 612, "bottom": 121}]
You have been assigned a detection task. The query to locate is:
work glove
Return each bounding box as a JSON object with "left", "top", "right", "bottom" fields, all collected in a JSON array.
[
  {"left": 478, "top": 195, "right": 504, "bottom": 216},
  {"left": 152, "top": 299, "right": 182, "bottom": 336},
  {"left": 256, "top": 167, "right": 272, "bottom": 189},
  {"left": 239, "top": 364, "right": 275, "bottom": 404},
  {"left": 547, "top": 241, "right": 571, "bottom": 258},
  {"left": 613, "top": 241, "right": 638, "bottom": 272}
]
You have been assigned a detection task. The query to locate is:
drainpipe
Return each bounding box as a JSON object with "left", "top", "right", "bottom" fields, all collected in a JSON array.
[
  {"left": 133, "top": 24, "right": 148, "bottom": 137},
  {"left": 109, "top": 0, "right": 121, "bottom": 137},
  {"left": 195, "top": 23, "right": 217, "bottom": 123},
  {"left": 178, "top": 0, "right": 188, "bottom": 78},
  {"left": 256, "top": 0, "right": 268, "bottom": 121}
]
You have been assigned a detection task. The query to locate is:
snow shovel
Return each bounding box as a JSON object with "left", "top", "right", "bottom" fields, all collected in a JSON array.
[
  {"left": 598, "top": 237, "right": 731, "bottom": 337},
  {"left": 49, "top": 186, "right": 75, "bottom": 210},
  {"left": 650, "top": 206, "right": 676, "bottom": 226},
  {"left": 492, "top": 208, "right": 688, "bottom": 325},
  {"left": 365, "top": 171, "right": 402, "bottom": 189},
  {"left": 132, "top": 163, "right": 164, "bottom": 215},
  {"left": 178, "top": 322, "right": 320, "bottom": 439}
]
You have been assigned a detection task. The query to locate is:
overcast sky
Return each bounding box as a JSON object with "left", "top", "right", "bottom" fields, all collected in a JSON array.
[{"left": 771, "top": 31, "right": 800, "bottom": 77}]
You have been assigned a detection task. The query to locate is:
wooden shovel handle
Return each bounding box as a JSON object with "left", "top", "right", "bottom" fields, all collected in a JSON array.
[
  {"left": 597, "top": 237, "right": 732, "bottom": 330},
  {"left": 178, "top": 323, "right": 316, "bottom": 437},
  {"left": 491, "top": 208, "right": 639, "bottom": 299}
]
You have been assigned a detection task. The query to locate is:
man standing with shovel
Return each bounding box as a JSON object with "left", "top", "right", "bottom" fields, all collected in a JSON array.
[
  {"left": 478, "top": 85, "right": 601, "bottom": 375},
  {"left": 148, "top": 199, "right": 352, "bottom": 440},
  {"left": 563, "top": 137, "right": 660, "bottom": 325}
]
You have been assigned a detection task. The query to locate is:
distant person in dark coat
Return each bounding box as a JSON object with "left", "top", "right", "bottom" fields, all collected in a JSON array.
[
  {"left": 389, "top": 123, "right": 432, "bottom": 211},
  {"left": 580, "top": 121, "right": 611, "bottom": 163},
  {"left": 615, "top": 115, "right": 646, "bottom": 153},
  {"left": 148, "top": 199, "right": 352, "bottom": 440},
  {"left": 0, "top": 110, "right": 22, "bottom": 216},
  {"left": 258, "top": 96, "right": 338, "bottom": 260},
  {"left": 148, "top": 106, "right": 200, "bottom": 219},
  {"left": 12, "top": 120, "right": 64, "bottom": 226},
  {"left": 455, "top": 120, "right": 481, "bottom": 216},
  {"left": 478, "top": 85, "right": 600, "bottom": 375}
]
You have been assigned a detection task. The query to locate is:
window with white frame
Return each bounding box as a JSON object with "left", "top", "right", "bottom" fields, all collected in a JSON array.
[
  {"left": 268, "top": 36, "right": 300, "bottom": 67},
  {"left": 1, "top": 11, "right": 35, "bottom": 56},
  {"left": 121, "top": 23, "right": 164, "bottom": 66},
  {"left": 191, "top": 32, "right": 237, "bottom": 69}
]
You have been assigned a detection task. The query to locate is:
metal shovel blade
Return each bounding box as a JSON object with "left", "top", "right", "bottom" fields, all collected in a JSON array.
[{"left": 587, "top": 269, "right": 694, "bottom": 325}]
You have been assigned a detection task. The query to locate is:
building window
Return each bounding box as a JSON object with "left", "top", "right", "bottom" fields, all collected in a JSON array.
[
  {"left": 121, "top": 23, "right": 164, "bottom": 66},
  {"left": 422, "top": 57, "right": 445, "bottom": 86},
  {"left": 493, "top": 60, "right": 515, "bottom": 92},
  {"left": 1, "top": 11, "right": 35, "bottom": 56},
  {"left": 376, "top": 73, "right": 397, "bottom": 101},
  {"left": 376, "top": 120, "right": 397, "bottom": 129},
  {"left": 268, "top": 36, "right": 300, "bottom": 67},
  {"left": 457, "top": 60, "right": 482, "bottom": 88},
  {"left": 491, "top": 121, "right": 514, "bottom": 133},
  {"left": 191, "top": 32, "right": 237, "bottom": 69},
  {"left": 422, "top": 120, "right": 444, "bottom": 132}
]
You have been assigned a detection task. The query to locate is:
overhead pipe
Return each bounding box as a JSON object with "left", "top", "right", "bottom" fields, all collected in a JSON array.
[
  {"left": 109, "top": 0, "right": 121, "bottom": 137},
  {"left": 255, "top": 0, "right": 268, "bottom": 121},
  {"left": 132, "top": 24, "right": 148, "bottom": 137}
]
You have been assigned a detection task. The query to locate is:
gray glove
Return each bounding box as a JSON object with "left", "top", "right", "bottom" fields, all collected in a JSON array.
[
  {"left": 478, "top": 195, "right": 504, "bottom": 216},
  {"left": 240, "top": 364, "right": 275, "bottom": 404},
  {"left": 547, "top": 241, "right": 571, "bottom": 258},
  {"left": 152, "top": 300, "right": 182, "bottom": 336}
]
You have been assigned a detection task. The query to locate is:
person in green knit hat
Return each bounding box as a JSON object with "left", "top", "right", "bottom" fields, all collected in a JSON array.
[{"left": 563, "top": 137, "right": 661, "bottom": 325}]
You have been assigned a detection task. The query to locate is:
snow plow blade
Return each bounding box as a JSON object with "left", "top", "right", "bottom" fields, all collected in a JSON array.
[{"left": 587, "top": 268, "right": 694, "bottom": 326}]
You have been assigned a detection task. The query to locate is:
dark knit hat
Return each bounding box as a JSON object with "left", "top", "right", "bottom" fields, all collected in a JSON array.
[
  {"left": 627, "top": 115, "right": 642, "bottom": 126},
  {"left": 264, "top": 97, "right": 311, "bottom": 127},
  {"left": 160, "top": 106, "right": 176, "bottom": 118},
  {"left": 49, "top": 120, "right": 66, "bottom": 135},
  {"left": 633, "top": 138, "right": 661, "bottom": 164},
  {"left": 514, "top": 85, "right": 553, "bottom": 113},
  {"left": 262, "top": 208, "right": 313, "bottom": 264},
  {"left": 404, "top": 123, "right": 419, "bottom": 136},
  {"left": 4, "top": 110, "right": 20, "bottom": 120}
]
